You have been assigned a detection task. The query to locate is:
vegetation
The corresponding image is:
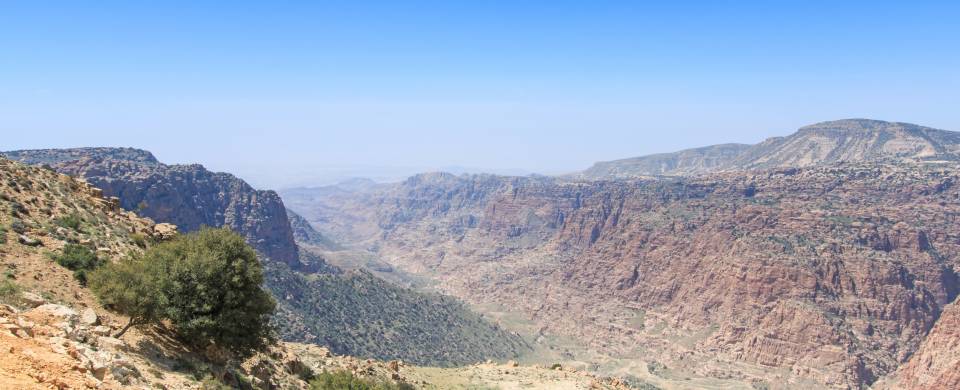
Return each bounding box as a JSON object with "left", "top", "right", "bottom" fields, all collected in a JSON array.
[
  {"left": 0, "top": 278, "right": 21, "bottom": 306},
  {"left": 53, "top": 243, "right": 104, "bottom": 286},
  {"left": 54, "top": 213, "right": 82, "bottom": 231},
  {"left": 91, "top": 228, "right": 276, "bottom": 356},
  {"left": 265, "top": 261, "right": 528, "bottom": 366},
  {"left": 308, "top": 371, "right": 414, "bottom": 390}
]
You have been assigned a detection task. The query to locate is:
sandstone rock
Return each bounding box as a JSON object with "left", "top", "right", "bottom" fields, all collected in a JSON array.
[
  {"left": 20, "top": 291, "right": 45, "bottom": 308},
  {"left": 152, "top": 223, "right": 177, "bottom": 240},
  {"left": 32, "top": 304, "right": 78, "bottom": 321},
  {"left": 79, "top": 308, "right": 99, "bottom": 326}
]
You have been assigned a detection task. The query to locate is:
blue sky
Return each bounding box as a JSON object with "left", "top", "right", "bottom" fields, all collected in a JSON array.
[{"left": 2, "top": 1, "right": 959, "bottom": 187}]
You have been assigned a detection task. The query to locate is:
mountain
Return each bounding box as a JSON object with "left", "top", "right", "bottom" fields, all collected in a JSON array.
[
  {"left": 0, "top": 156, "right": 623, "bottom": 389},
  {"left": 287, "top": 161, "right": 960, "bottom": 388},
  {"left": 2, "top": 147, "right": 305, "bottom": 270},
  {"left": 580, "top": 119, "right": 960, "bottom": 179},
  {"left": 580, "top": 143, "right": 751, "bottom": 179},
  {"left": 3, "top": 147, "right": 529, "bottom": 367}
]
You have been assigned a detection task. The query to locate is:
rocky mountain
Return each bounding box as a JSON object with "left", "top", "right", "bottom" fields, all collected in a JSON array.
[
  {"left": 287, "top": 161, "right": 960, "bottom": 389},
  {"left": 2, "top": 148, "right": 305, "bottom": 270},
  {"left": 287, "top": 208, "right": 341, "bottom": 250},
  {"left": 0, "top": 156, "right": 627, "bottom": 390},
  {"left": 3, "top": 148, "right": 530, "bottom": 368},
  {"left": 580, "top": 119, "right": 960, "bottom": 179},
  {"left": 883, "top": 301, "right": 960, "bottom": 389}
]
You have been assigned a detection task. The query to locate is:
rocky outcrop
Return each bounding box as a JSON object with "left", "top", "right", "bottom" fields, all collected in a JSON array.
[
  {"left": 580, "top": 119, "right": 960, "bottom": 179},
  {"left": 290, "top": 162, "right": 960, "bottom": 388},
  {"left": 3, "top": 148, "right": 305, "bottom": 269},
  {"left": 890, "top": 300, "right": 960, "bottom": 389}
]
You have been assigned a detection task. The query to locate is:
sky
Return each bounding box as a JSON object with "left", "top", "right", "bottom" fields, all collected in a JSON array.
[{"left": 2, "top": 1, "right": 959, "bottom": 188}]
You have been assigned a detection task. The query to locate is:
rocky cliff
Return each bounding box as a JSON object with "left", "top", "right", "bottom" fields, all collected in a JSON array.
[
  {"left": 580, "top": 119, "right": 960, "bottom": 179},
  {"left": 885, "top": 299, "right": 960, "bottom": 389},
  {"left": 288, "top": 162, "right": 960, "bottom": 388},
  {"left": 2, "top": 148, "right": 305, "bottom": 269}
]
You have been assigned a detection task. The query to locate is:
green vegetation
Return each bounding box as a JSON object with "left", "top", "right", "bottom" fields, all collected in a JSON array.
[
  {"left": 265, "top": 262, "right": 528, "bottom": 366},
  {"left": 0, "top": 278, "right": 21, "bottom": 306},
  {"left": 0, "top": 225, "right": 7, "bottom": 245},
  {"left": 130, "top": 232, "right": 149, "bottom": 248},
  {"left": 54, "top": 213, "right": 83, "bottom": 231},
  {"left": 91, "top": 228, "right": 275, "bottom": 356},
  {"left": 308, "top": 371, "right": 414, "bottom": 390},
  {"left": 53, "top": 244, "right": 104, "bottom": 285}
]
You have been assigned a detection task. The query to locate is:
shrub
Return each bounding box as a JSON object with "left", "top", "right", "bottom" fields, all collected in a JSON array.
[
  {"left": 54, "top": 213, "right": 83, "bottom": 231},
  {"left": 0, "top": 225, "right": 7, "bottom": 245},
  {"left": 308, "top": 371, "right": 414, "bottom": 390},
  {"left": 130, "top": 232, "right": 148, "bottom": 248},
  {"left": 10, "top": 219, "right": 27, "bottom": 234},
  {"left": 53, "top": 244, "right": 104, "bottom": 286},
  {"left": 0, "top": 279, "right": 21, "bottom": 305},
  {"left": 91, "top": 228, "right": 275, "bottom": 356}
]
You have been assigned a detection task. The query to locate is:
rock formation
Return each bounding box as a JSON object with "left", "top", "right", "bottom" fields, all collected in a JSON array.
[
  {"left": 288, "top": 161, "right": 960, "bottom": 388},
  {"left": 3, "top": 148, "right": 306, "bottom": 270}
]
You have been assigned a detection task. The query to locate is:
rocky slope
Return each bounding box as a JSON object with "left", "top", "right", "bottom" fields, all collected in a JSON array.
[
  {"left": 2, "top": 148, "right": 305, "bottom": 270},
  {"left": 5, "top": 148, "right": 529, "bottom": 368},
  {"left": 287, "top": 162, "right": 960, "bottom": 389},
  {"left": 0, "top": 156, "right": 631, "bottom": 389},
  {"left": 580, "top": 119, "right": 960, "bottom": 179},
  {"left": 881, "top": 299, "right": 960, "bottom": 390}
]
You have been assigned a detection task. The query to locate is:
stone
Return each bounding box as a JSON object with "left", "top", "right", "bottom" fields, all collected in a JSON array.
[
  {"left": 79, "top": 308, "right": 99, "bottom": 326},
  {"left": 17, "top": 234, "right": 41, "bottom": 246},
  {"left": 20, "top": 291, "right": 45, "bottom": 308}
]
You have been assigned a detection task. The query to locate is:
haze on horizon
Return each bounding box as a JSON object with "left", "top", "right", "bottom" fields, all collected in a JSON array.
[{"left": 2, "top": 1, "right": 959, "bottom": 189}]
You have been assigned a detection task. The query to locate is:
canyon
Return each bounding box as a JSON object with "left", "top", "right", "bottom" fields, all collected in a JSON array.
[{"left": 284, "top": 119, "right": 960, "bottom": 389}]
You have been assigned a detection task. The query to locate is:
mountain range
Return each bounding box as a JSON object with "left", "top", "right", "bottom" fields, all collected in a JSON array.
[{"left": 580, "top": 119, "right": 960, "bottom": 179}]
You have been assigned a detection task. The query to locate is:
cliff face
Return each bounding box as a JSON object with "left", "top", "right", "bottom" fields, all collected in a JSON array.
[
  {"left": 289, "top": 163, "right": 960, "bottom": 388},
  {"left": 889, "top": 300, "right": 960, "bottom": 390},
  {"left": 580, "top": 119, "right": 960, "bottom": 179},
  {"left": 2, "top": 148, "right": 302, "bottom": 269}
]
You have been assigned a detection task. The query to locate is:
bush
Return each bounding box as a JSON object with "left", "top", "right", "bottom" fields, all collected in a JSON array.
[
  {"left": 0, "top": 279, "right": 21, "bottom": 305},
  {"left": 130, "top": 232, "right": 148, "bottom": 248},
  {"left": 91, "top": 228, "right": 275, "bottom": 356},
  {"left": 53, "top": 244, "right": 104, "bottom": 286},
  {"left": 54, "top": 213, "right": 82, "bottom": 231},
  {"left": 309, "top": 371, "right": 414, "bottom": 390}
]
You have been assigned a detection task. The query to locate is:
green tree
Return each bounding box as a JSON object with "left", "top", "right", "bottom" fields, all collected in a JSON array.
[
  {"left": 90, "top": 228, "right": 276, "bottom": 356},
  {"left": 89, "top": 253, "right": 165, "bottom": 337}
]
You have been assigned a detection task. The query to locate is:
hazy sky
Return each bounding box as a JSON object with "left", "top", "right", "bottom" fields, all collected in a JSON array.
[{"left": 2, "top": 1, "right": 959, "bottom": 188}]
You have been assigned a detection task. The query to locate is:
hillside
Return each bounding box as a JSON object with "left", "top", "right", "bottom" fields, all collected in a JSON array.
[
  {"left": 287, "top": 162, "right": 960, "bottom": 389},
  {"left": 0, "top": 156, "right": 636, "bottom": 389},
  {"left": 2, "top": 148, "right": 306, "bottom": 270},
  {"left": 4, "top": 148, "right": 530, "bottom": 368},
  {"left": 580, "top": 119, "right": 960, "bottom": 179}
]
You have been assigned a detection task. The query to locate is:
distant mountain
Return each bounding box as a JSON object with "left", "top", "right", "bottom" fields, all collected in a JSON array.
[
  {"left": 580, "top": 143, "right": 751, "bottom": 179},
  {"left": 579, "top": 119, "right": 960, "bottom": 179}
]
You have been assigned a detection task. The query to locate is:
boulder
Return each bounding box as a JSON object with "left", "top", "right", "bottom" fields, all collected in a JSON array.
[
  {"left": 32, "top": 304, "right": 78, "bottom": 321},
  {"left": 20, "top": 291, "right": 45, "bottom": 308},
  {"left": 152, "top": 223, "right": 178, "bottom": 240},
  {"left": 79, "top": 308, "right": 99, "bottom": 326}
]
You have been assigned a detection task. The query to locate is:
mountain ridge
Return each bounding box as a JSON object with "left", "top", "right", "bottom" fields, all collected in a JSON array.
[{"left": 580, "top": 119, "right": 960, "bottom": 179}]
